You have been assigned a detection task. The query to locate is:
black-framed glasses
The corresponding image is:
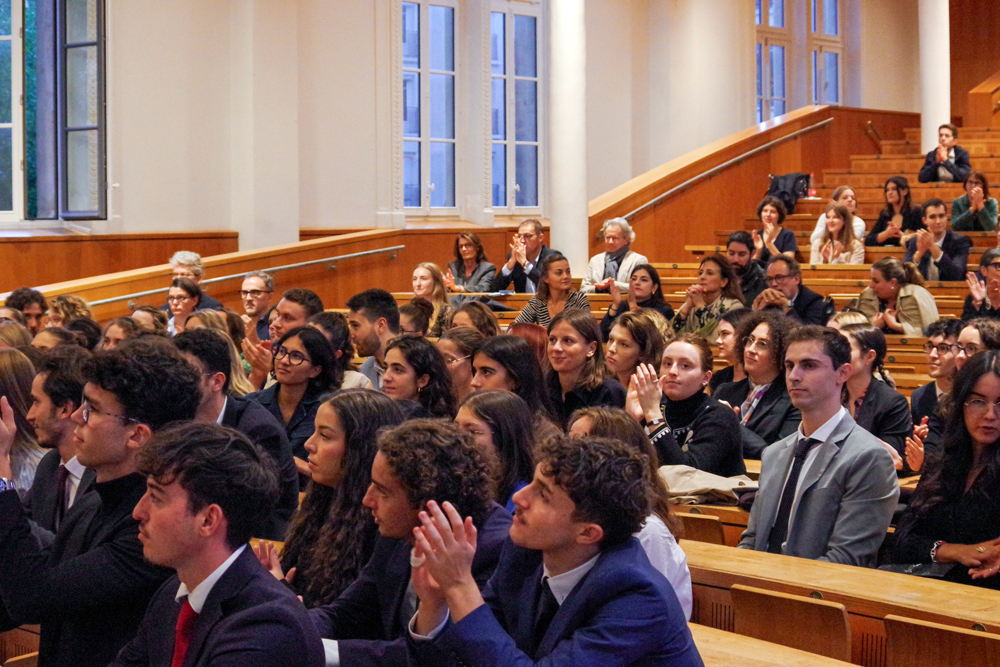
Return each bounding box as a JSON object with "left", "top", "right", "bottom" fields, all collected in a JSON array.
[
  {"left": 764, "top": 274, "right": 792, "bottom": 285},
  {"left": 923, "top": 342, "right": 953, "bottom": 355},
  {"left": 80, "top": 394, "right": 139, "bottom": 425},
  {"left": 965, "top": 398, "right": 1000, "bottom": 418},
  {"left": 986, "top": 262, "right": 1000, "bottom": 271},
  {"left": 273, "top": 346, "right": 311, "bottom": 366},
  {"left": 951, "top": 343, "right": 982, "bottom": 356},
  {"left": 743, "top": 336, "right": 771, "bottom": 351},
  {"left": 239, "top": 290, "right": 273, "bottom": 299}
]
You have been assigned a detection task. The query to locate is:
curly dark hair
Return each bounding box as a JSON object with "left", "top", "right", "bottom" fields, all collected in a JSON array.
[
  {"left": 39, "top": 346, "right": 91, "bottom": 410},
  {"left": 282, "top": 389, "right": 406, "bottom": 607},
  {"left": 461, "top": 390, "right": 535, "bottom": 508},
  {"left": 385, "top": 335, "right": 456, "bottom": 418},
  {"left": 377, "top": 419, "right": 496, "bottom": 527},
  {"left": 536, "top": 434, "right": 650, "bottom": 548},
  {"left": 66, "top": 318, "right": 102, "bottom": 350},
  {"left": 86, "top": 340, "right": 202, "bottom": 429},
  {"left": 732, "top": 309, "right": 794, "bottom": 385},
  {"left": 5, "top": 287, "right": 47, "bottom": 313}
]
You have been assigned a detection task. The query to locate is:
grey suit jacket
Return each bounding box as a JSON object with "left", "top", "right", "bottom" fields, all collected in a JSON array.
[{"left": 738, "top": 413, "right": 898, "bottom": 567}]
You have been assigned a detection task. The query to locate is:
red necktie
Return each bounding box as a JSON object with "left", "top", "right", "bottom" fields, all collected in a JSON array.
[{"left": 171, "top": 599, "right": 198, "bottom": 667}]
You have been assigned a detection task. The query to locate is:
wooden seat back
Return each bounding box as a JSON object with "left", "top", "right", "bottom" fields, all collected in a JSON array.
[
  {"left": 884, "top": 614, "right": 1000, "bottom": 667},
  {"left": 675, "top": 512, "right": 726, "bottom": 545}
]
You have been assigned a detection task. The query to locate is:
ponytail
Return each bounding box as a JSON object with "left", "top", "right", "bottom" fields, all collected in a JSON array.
[{"left": 902, "top": 262, "right": 924, "bottom": 287}]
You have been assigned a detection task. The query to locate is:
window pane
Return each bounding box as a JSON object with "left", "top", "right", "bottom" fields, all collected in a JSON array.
[
  {"left": 0, "top": 127, "right": 11, "bottom": 211},
  {"left": 403, "top": 71, "right": 420, "bottom": 138},
  {"left": 491, "top": 78, "right": 505, "bottom": 140},
  {"left": 403, "top": 141, "right": 420, "bottom": 207},
  {"left": 811, "top": 0, "right": 817, "bottom": 32},
  {"left": 514, "top": 15, "right": 536, "bottom": 78},
  {"left": 515, "top": 144, "right": 537, "bottom": 207},
  {"left": 755, "top": 44, "right": 762, "bottom": 97},
  {"left": 0, "top": 0, "right": 9, "bottom": 37},
  {"left": 429, "top": 73, "right": 454, "bottom": 139},
  {"left": 402, "top": 2, "right": 419, "bottom": 69},
  {"left": 66, "top": 45, "right": 98, "bottom": 127},
  {"left": 824, "top": 51, "right": 839, "bottom": 104},
  {"left": 429, "top": 5, "right": 453, "bottom": 72},
  {"left": 755, "top": 0, "right": 762, "bottom": 25},
  {"left": 492, "top": 143, "right": 505, "bottom": 207},
  {"left": 515, "top": 79, "right": 536, "bottom": 142},
  {"left": 429, "top": 142, "right": 454, "bottom": 207},
  {"left": 768, "top": 0, "right": 784, "bottom": 28},
  {"left": 812, "top": 51, "right": 818, "bottom": 103},
  {"left": 490, "top": 12, "right": 504, "bottom": 75},
  {"left": 770, "top": 99, "right": 785, "bottom": 119},
  {"left": 67, "top": 0, "right": 97, "bottom": 43},
  {"left": 769, "top": 45, "right": 785, "bottom": 100},
  {"left": 823, "top": 0, "right": 838, "bottom": 35},
  {"left": 67, "top": 129, "right": 98, "bottom": 211},
  {"left": 0, "top": 40, "right": 10, "bottom": 124},
  {"left": 757, "top": 99, "right": 763, "bottom": 124}
]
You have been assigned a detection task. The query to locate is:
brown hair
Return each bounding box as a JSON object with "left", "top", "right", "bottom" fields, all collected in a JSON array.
[
  {"left": 757, "top": 196, "right": 787, "bottom": 225},
  {"left": 414, "top": 262, "right": 449, "bottom": 326},
  {"left": 872, "top": 257, "right": 924, "bottom": 288},
  {"left": 700, "top": 254, "right": 744, "bottom": 303},
  {"left": 821, "top": 202, "right": 857, "bottom": 248},
  {"left": 669, "top": 333, "right": 714, "bottom": 373},
  {"left": 452, "top": 301, "right": 500, "bottom": 337},
  {"left": 536, "top": 254, "right": 570, "bottom": 301},
  {"left": 548, "top": 308, "right": 607, "bottom": 391},
  {"left": 453, "top": 232, "right": 488, "bottom": 265},
  {"left": 613, "top": 309, "right": 667, "bottom": 372}
]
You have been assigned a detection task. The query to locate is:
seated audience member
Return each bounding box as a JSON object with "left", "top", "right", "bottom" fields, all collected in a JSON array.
[
  {"left": 581, "top": 218, "right": 648, "bottom": 293},
  {"left": 399, "top": 298, "right": 433, "bottom": 336},
  {"left": 567, "top": 407, "right": 693, "bottom": 619},
  {"left": 605, "top": 309, "right": 666, "bottom": 390},
  {"left": 714, "top": 310, "right": 801, "bottom": 458},
  {"left": 810, "top": 202, "right": 865, "bottom": 264},
  {"left": 671, "top": 253, "right": 745, "bottom": 343},
  {"left": 754, "top": 255, "right": 829, "bottom": 325},
  {"left": 866, "top": 176, "right": 925, "bottom": 247},
  {"left": 629, "top": 334, "right": 746, "bottom": 477},
  {"left": 955, "top": 318, "right": 1000, "bottom": 372},
  {"left": 490, "top": 219, "right": 558, "bottom": 294},
  {"left": 240, "top": 270, "right": 275, "bottom": 342},
  {"left": 244, "top": 288, "right": 325, "bottom": 389},
  {"left": 23, "top": 347, "right": 95, "bottom": 543},
  {"left": 5, "top": 287, "right": 48, "bottom": 335},
  {"left": 309, "top": 419, "right": 512, "bottom": 666},
  {"left": 437, "top": 327, "right": 484, "bottom": 406},
  {"left": 131, "top": 305, "right": 169, "bottom": 333},
  {"left": 709, "top": 307, "right": 753, "bottom": 392},
  {"left": 545, "top": 309, "right": 626, "bottom": 427},
  {"left": 111, "top": 424, "right": 325, "bottom": 666},
  {"left": 827, "top": 311, "right": 870, "bottom": 329},
  {"left": 0, "top": 320, "right": 31, "bottom": 349},
  {"left": 841, "top": 324, "right": 914, "bottom": 468},
  {"left": 65, "top": 318, "right": 101, "bottom": 350},
  {"left": 903, "top": 198, "right": 972, "bottom": 281},
  {"left": 175, "top": 329, "right": 299, "bottom": 541},
  {"left": 952, "top": 171, "right": 998, "bottom": 232},
  {"left": 910, "top": 319, "right": 963, "bottom": 466},
  {"left": 918, "top": 123, "right": 971, "bottom": 183},
  {"left": 0, "top": 307, "right": 26, "bottom": 327},
  {"left": 0, "top": 350, "right": 45, "bottom": 494},
  {"left": 810, "top": 186, "right": 866, "bottom": 245},
  {"left": 32, "top": 326, "right": 87, "bottom": 351},
  {"left": 412, "top": 262, "right": 453, "bottom": 337},
  {"left": 184, "top": 309, "right": 255, "bottom": 396},
  {"left": 166, "top": 278, "right": 202, "bottom": 336},
  {"left": 456, "top": 390, "right": 534, "bottom": 512},
  {"left": 857, "top": 257, "right": 939, "bottom": 335},
  {"left": 45, "top": 295, "right": 91, "bottom": 329},
  {"left": 255, "top": 390, "right": 405, "bottom": 607},
  {"left": 383, "top": 334, "right": 457, "bottom": 419},
  {"left": 470, "top": 335, "right": 556, "bottom": 423},
  {"left": 0, "top": 341, "right": 200, "bottom": 667},
  {"left": 247, "top": 326, "right": 335, "bottom": 477},
  {"left": 888, "top": 350, "right": 1000, "bottom": 589},
  {"left": 601, "top": 263, "right": 674, "bottom": 341},
  {"left": 409, "top": 435, "right": 701, "bottom": 667},
  {"left": 347, "top": 288, "right": 401, "bottom": 390},
  {"left": 444, "top": 232, "right": 497, "bottom": 299},
  {"left": 739, "top": 326, "right": 899, "bottom": 566},
  {"left": 450, "top": 300, "right": 500, "bottom": 337},
  {"left": 751, "top": 196, "right": 797, "bottom": 264},
  {"left": 512, "top": 254, "right": 589, "bottom": 328},
  {"left": 964, "top": 248, "right": 1000, "bottom": 319},
  {"left": 727, "top": 231, "right": 767, "bottom": 305},
  {"left": 161, "top": 250, "right": 224, "bottom": 311},
  {"left": 307, "top": 311, "right": 373, "bottom": 389},
  {"left": 505, "top": 322, "right": 548, "bottom": 367}
]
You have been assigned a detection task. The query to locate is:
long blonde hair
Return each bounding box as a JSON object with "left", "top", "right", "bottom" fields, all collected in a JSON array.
[
  {"left": 184, "top": 310, "right": 255, "bottom": 396},
  {"left": 415, "top": 262, "right": 448, "bottom": 326},
  {"left": 821, "top": 202, "right": 858, "bottom": 248}
]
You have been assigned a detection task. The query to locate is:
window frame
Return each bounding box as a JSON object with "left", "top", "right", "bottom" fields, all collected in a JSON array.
[
  {"left": 0, "top": 0, "right": 24, "bottom": 223},
  {"left": 808, "top": 0, "right": 842, "bottom": 106}
]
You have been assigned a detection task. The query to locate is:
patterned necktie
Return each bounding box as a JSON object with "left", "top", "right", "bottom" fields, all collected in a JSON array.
[
  {"left": 767, "top": 437, "right": 820, "bottom": 554},
  {"left": 171, "top": 599, "right": 198, "bottom": 667}
]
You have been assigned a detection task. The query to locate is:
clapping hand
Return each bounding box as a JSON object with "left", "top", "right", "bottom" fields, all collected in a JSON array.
[
  {"left": 751, "top": 230, "right": 764, "bottom": 252},
  {"left": 510, "top": 236, "right": 527, "bottom": 266},
  {"left": 631, "top": 363, "right": 664, "bottom": 421},
  {"left": 915, "top": 229, "right": 934, "bottom": 255},
  {"left": 626, "top": 281, "right": 639, "bottom": 311},
  {"left": 609, "top": 280, "right": 622, "bottom": 309},
  {"left": 0, "top": 396, "right": 15, "bottom": 462},
  {"left": 905, "top": 426, "right": 925, "bottom": 473},
  {"left": 253, "top": 540, "right": 296, "bottom": 584},
  {"left": 967, "top": 272, "right": 987, "bottom": 305},
  {"left": 936, "top": 144, "right": 949, "bottom": 163},
  {"left": 820, "top": 241, "right": 834, "bottom": 263},
  {"left": 443, "top": 269, "right": 458, "bottom": 292},
  {"left": 969, "top": 184, "right": 986, "bottom": 211}
]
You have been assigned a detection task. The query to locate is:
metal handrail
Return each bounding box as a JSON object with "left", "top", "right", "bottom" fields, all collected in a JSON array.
[
  {"left": 622, "top": 117, "right": 835, "bottom": 222},
  {"left": 85, "top": 244, "right": 405, "bottom": 308}
]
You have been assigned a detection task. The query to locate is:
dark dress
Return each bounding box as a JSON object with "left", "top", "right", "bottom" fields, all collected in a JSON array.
[
  {"left": 757, "top": 226, "right": 798, "bottom": 264},
  {"left": 864, "top": 208, "right": 925, "bottom": 246},
  {"left": 599, "top": 300, "right": 675, "bottom": 341},
  {"left": 647, "top": 391, "right": 746, "bottom": 477},
  {"left": 713, "top": 378, "right": 801, "bottom": 459},
  {"left": 546, "top": 372, "right": 626, "bottom": 428},
  {"left": 246, "top": 384, "right": 322, "bottom": 463}
]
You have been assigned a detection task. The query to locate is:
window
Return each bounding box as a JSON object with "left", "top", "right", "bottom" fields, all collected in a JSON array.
[
  {"left": 809, "top": 0, "right": 841, "bottom": 105},
  {"left": 0, "top": 0, "right": 23, "bottom": 221},
  {"left": 755, "top": 0, "right": 788, "bottom": 123}
]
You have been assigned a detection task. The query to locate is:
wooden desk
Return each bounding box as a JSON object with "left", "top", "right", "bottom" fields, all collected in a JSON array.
[
  {"left": 681, "top": 540, "right": 1000, "bottom": 667},
  {"left": 743, "top": 459, "right": 761, "bottom": 480},
  {"left": 691, "top": 623, "right": 854, "bottom": 666},
  {"left": 678, "top": 505, "right": 750, "bottom": 547}
]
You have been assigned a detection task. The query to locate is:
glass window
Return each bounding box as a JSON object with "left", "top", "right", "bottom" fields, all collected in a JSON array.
[
  {"left": 755, "top": 0, "right": 762, "bottom": 25},
  {"left": 768, "top": 0, "right": 784, "bottom": 28},
  {"left": 491, "top": 12, "right": 505, "bottom": 207},
  {"left": 823, "top": 51, "right": 839, "bottom": 103},
  {"left": 492, "top": 10, "right": 538, "bottom": 209},
  {"left": 769, "top": 44, "right": 785, "bottom": 117},
  {"left": 0, "top": 1, "right": 13, "bottom": 213},
  {"left": 823, "top": 0, "right": 838, "bottom": 35}
]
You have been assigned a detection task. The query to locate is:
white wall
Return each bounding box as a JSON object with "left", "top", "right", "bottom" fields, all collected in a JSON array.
[{"left": 857, "top": 0, "right": 920, "bottom": 113}]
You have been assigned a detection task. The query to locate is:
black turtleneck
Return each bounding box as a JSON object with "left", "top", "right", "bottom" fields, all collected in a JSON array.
[{"left": 648, "top": 390, "right": 746, "bottom": 477}]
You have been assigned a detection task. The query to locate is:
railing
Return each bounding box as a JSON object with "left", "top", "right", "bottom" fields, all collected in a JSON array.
[
  {"left": 86, "top": 245, "right": 404, "bottom": 309},
  {"left": 865, "top": 120, "right": 883, "bottom": 153}
]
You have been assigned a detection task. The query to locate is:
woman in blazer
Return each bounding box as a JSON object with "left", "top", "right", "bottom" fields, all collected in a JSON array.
[
  {"left": 856, "top": 257, "right": 939, "bottom": 336},
  {"left": 444, "top": 232, "right": 497, "bottom": 298}
]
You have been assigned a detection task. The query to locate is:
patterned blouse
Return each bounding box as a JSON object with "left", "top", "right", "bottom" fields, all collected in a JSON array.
[
  {"left": 670, "top": 296, "right": 744, "bottom": 344},
  {"left": 512, "top": 291, "right": 591, "bottom": 329}
]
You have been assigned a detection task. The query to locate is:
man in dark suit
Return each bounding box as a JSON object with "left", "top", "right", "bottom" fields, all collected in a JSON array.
[
  {"left": 408, "top": 435, "right": 702, "bottom": 667},
  {"left": 753, "top": 256, "right": 829, "bottom": 325},
  {"left": 904, "top": 198, "right": 973, "bottom": 282},
  {"left": 23, "top": 347, "right": 96, "bottom": 545},
  {"left": 739, "top": 326, "right": 899, "bottom": 567},
  {"left": 112, "top": 423, "right": 324, "bottom": 667},
  {"left": 910, "top": 318, "right": 963, "bottom": 463},
  {"left": 490, "top": 219, "right": 560, "bottom": 293},
  {"left": 309, "top": 420, "right": 512, "bottom": 667},
  {"left": 174, "top": 329, "right": 299, "bottom": 540},
  {"left": 918, "top": 124, "right": 971, "bottom": 184},
  {"left": 0, "top": 341, "right": 203, "bottom": 667}
]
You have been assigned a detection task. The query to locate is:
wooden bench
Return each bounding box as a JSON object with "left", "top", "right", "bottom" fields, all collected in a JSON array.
[{"left": 691, "top": 623, "right": 855, "bottom": 667}]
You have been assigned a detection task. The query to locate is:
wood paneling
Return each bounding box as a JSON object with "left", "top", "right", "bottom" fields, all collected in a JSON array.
[
  {"left": 966, "top": 71, "right": 1000, "bottom": 128},
  {"left": 951, "top": 0, "right": 1000, "bottom": 125}
]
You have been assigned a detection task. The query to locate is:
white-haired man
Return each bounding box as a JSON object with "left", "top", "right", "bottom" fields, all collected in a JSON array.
[
  {"left": 580, "top": 218, "right": 648, "bottom": 293},
  {"left": 161, "top": 251, "right": 224, "bottom": 311}
]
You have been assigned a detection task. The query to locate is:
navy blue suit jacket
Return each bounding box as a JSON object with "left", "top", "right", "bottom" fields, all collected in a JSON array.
[
  {"left": 918, "top": 145, "right": 971, "bottom": 183},
  {"left": 903, "top": 230, "right": 972, "bottom": 282},
  {"left": 22, "top": 449, "right": 96, "bottom": 546},
  {"left": 412, "top": 538, "right": 703, "bottom": 667},
  {"left": 245, "top": 384, "right": 322, "bottom": 462},
  {"left": 111, "top": 547, "right": 324, "bottom": 667}
]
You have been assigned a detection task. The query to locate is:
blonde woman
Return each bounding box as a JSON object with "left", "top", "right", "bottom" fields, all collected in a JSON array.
[
  {"left": 411, "top": 262, "right": 452, "bottom": 337},
  {"left": 184, "top": 309, "right": 256, "bottom": 396},
  {"left": 46, "top": 295, "right": 91, "bottom": 328},
  {"left": 856, "top": 257, "right": 939, "bottom": 335},
  {"left": 810, "top": 203, "right": 865, "bottom": 264}
]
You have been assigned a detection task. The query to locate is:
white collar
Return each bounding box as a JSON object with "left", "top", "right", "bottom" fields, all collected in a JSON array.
[
  {"left": 542, "top": 553, "right": 600, "bottom": 605},
  {"left": 798, "top": 406, "right": 846, "bottom": 442},
  {"left": 63, "top": 455, "right": 86, "bottom": 481},
  {"left": 215, "top": 396, "right": 228, "bottom": 426},
  {"left": 175, "top": 545, "right": 246, "bottom": 613}
]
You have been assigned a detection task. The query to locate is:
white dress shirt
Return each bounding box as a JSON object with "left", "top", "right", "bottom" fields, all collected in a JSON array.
[
  {"left": 63, "top": 455, "right": 87, "bottom": 508},
  {"left": 174, "top": 544, "right": 247, "bottom": 613},
  {"left": 779, "top": 407, "right": 847, "bottom": 538}
]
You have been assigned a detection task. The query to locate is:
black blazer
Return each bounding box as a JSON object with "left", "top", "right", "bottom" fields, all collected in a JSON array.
[
  {"left": 740, "top": 260, "right": 768, "bottom": 306},
  {"left": 546, "top": 374, "right": 627, "bottom": 428},
  {"left": 22, "top": 449, "right": 96, "bottom": 547},
  {"left": 111, "top": 547, "right": 325, "bottom": 667},
  {"left": 221, "top": 396, "right": 300, "bottom": 541},
  {"left": 309, "top": 503, "right": 512, "bottom": 667},
  {"left": 853, "top": 378, "right": 914, "bottom": 467},
  {"left": 918, "top": 145, "right": 971, "bottom": 183},
  {"left": 903, "top": 230, "right": 972, "bottom": 282},
  {"left": 864, "top": 208, "right": 925, "bottom": 246},
  {"left": 789, "top": 284, "right": 829, "bottom": 325},
  {"left": 489, "top": 245, "right": 560, "bottom": 293},
  {"left": 910, "top": 381, "right": 944, "bottom": 459},
  {"left": 713, "top": 378, "right": 802, "bottom": 459}
]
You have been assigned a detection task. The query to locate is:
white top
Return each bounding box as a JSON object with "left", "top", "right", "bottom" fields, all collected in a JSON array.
[
  {"left": 810, "top": 213, "right": 866, "bottom": 245},
  {"left": 636, "top": 514, "right": 693, "bottom": 620},
  {"left": 174, "top": 544, "right": 246, "bottom": 613},
  {"left": 543, "top": 553, "right": 600, "bottom": 604},
  {"left": 64, "top": 455, "right": 87, "bottom": 508}
]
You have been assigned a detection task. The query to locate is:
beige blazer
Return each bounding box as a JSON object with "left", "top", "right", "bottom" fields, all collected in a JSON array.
[{"left": 856, "top": 284, "right": 939, "bottom": 336}]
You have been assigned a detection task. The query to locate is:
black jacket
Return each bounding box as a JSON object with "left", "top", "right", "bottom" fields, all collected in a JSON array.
[
  {"left": 789, "top": 284, "right": 829, "bottom": 325},
  {"left": 713, "top": 378, "right": 802, "bottom": 459},
  {"left": 648, "top": 391, "right": 746, "bottom": 477},
  {"left": 864, "top": 208, "right": 925, "bottom": 247},
  {"left": 739, "top": 260, "right": 767, "bottom": 305},
  {"left": 910, "top": 381, "right": 944, "bottom": 460},
  {"left": 918, "top": 145, "right": 971, "bottom": 183},
  {"left": 489, "top": 245, "right": 560, "bottom": 293},
  {"left": 22, "top": 449, "right": 97, "bottom": 547},
  {"left": 546, "top": 373, "right": 626, "bottom": 427},
  {"left": 903, "top": 230, "right": 972, "bottom": 282},
  {"left": 246, "top": 385, "right": 322, "bottom": 462},
  {"left": 852, "top": 378, "right": 914, "bottom": 471}
]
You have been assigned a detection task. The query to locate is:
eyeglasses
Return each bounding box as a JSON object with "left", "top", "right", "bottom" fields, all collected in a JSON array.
[
  {"left": 239, "top": 290, "right": 273, "bottom": 299},
  {"left": 965, "top": 398, "right": 1000, "bottom": 418},
  {"left": 273, "top": 346, "right": 311, "bottom": 366},
  {"left": 514, "top": 233, "right": 537, "bottom": 241},
  {"left": 764, "top": 274, "right": 793, "bottom": 285},
  {"left": 166, "top": 296, "right": 191, "bottom": 304},
  {"left": 951, "top": 343, "right": 982, "bottom": 356},
  {"left": 444, "top": 355, "right": 471, "bottom": 365},
  {"left": 743, "top": 335, "right": 771, "bottom": 351},
  {"left": 79, "top": 394, "right": 139, "bottom": 425},
  {"left": 986, "top": 262, "right": 1000, "bottom": 271},
  {"left": 923, "top": 343, "right": 954, "bottom": 355}
]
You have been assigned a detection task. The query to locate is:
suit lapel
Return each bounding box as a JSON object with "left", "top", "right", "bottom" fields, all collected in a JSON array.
[
  {"left": 753, "top": 439, "right": 796, "bottom": 549},
  {"left": 182, "top": 549, "right": 255, "bottom": 667},
  {"left": 384, "top": 540, "right": 413, "bottom": 636},
  {"left": 795, "top": 415, "right": 854, "bottom": 501}
]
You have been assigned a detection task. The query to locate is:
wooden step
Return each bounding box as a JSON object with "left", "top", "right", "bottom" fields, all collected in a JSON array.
[
  {"left": 905, "top": 127, "right": 1000, "bottom": 142},
  {"left": 728, "top": 226, "right": 999, "bottom": 249},
  {"left": 685, "top": 243, "right": 985, "bottom": 267}
]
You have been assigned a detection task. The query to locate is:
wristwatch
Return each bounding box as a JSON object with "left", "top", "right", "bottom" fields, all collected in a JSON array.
[{"left": 0, "top": 478, "right": 16, "bottom": 493}]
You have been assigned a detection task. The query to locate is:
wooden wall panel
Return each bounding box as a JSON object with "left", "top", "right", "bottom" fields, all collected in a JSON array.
[{"left": 950, "top": 0, "right": 1000, "bottom": 125}]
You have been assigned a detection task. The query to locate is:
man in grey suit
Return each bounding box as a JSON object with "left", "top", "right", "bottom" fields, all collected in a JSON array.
[{"left": 739, "top": 325, "right": 898, "bottom": 567}]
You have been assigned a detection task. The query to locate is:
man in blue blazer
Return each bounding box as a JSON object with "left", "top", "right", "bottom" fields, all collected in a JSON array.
[
  {"left": 408, "top": 435, "right": 702, "bottom": 667},
  {"left": 918, "top": 124, "right": 971, "bottom": 183},
  {"left": 739, "top": 326, "right": 899, "bottom": 567},
  {"left": 112, "top": 423, "right": 324, "bottom": 667},
  {"left": 903, "top": 199, "right": 973, "bottom": 282}
]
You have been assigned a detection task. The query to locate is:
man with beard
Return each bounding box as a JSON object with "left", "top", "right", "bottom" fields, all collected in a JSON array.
[
  {"left": 243, "top": 288, "right": 324, "bottom": 389},
  {"left": 727, "top": 231, "right": 766, "bottom": 305},
  {"left": 347, "top": 289, "right": 402, "bottom": 391}
]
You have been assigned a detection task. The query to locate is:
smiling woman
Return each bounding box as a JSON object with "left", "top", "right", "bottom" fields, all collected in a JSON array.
[{"left": 512, "top": 254, "right": 590, "bottom": 328}]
